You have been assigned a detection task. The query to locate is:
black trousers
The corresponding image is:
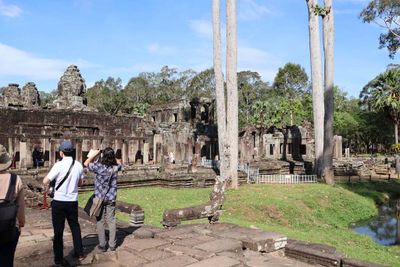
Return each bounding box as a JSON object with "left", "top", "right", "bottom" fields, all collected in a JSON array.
[
  {"left": 0, "top": 227, "right": 20, "bottom": 267},
  {"left": 51, "top": 200, "right": 83, "bottom": 262}
]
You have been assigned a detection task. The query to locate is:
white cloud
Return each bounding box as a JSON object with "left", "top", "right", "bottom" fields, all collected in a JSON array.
[
  {"left": 190, "top": 19, "right": 212, "bottom": 39},
  {"left": 146, "top": 42, "right": 177, "bottom": 55},
  {"left": 0, "top": 42, "right": 97, "bottom": 80},
  {"left": 238, "top": 45, "right": 282, "bottom": 81},
  {"left": 238, "top": 0, "right": 270, "bottom": 21},
  {"left": 0, "top": 0, "right": 22, "bottom": 18}
]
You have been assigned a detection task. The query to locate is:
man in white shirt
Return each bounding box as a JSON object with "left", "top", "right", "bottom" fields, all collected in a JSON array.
[{"left": 43, "top": 140, "right": 85, "bottom": 266}]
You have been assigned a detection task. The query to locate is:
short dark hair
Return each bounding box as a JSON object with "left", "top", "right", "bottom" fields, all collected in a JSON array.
[
  {"left": 101, "top": 147, "right": 117, "bottom": 167},
  {"left": 63, "top": 150, "right": 74, "bottom": 157}
]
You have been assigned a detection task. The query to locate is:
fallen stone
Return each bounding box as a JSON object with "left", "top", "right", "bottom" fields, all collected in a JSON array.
[
  {"left": 214, "top": 227, "right": 287, "bottom": 252},
  {"left": 285, "top": 240, "right": 344, "bottom": 266}
]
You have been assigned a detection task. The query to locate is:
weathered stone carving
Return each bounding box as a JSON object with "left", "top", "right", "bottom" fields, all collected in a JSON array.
[
  {"left": 21, "top": 82, "right": 40, "bottom": 108},
  {"left": 161, "top": 179, "right": 225, "bottom": 227},
  {"left": 2, "top": 83, "right": 22, "bottom": 107},
  {"left": 51, "top": 65, "right": 89, "bottom": 110}
]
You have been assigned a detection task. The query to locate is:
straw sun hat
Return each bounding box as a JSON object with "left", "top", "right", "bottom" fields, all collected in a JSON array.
[{"left": 0, "top": 144, "right": 12, "bottom": 172}]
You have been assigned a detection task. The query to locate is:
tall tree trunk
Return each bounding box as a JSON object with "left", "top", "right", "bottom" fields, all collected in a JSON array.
[
  {"left": 226, "top": 0, "right": 239, "bottom": 188},
  {"left": 307, "top": 0, "right": 325, "bottom": 177},
  {"left": 322, "top": 0, "right": 335, "bottom": 185},
  {"left": 395, "top": 122, "right": 399, "bottom": 144},
  {"left": 212, "top": 0, "right": 228, "bottom": 182}
]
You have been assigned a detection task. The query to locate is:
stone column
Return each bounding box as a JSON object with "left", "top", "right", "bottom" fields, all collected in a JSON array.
[
  {"left": 75, "top": 139, "right": 82, "bottom": 162},
  {"left": 8, "top": 138, "right": 13, "bottom": 157},
  {"left": 50, "top": 139, "right": 56, "bottom": 166},
  {"left": 122, "top": 141, "right": 128, "bottom": 164},
  {"left": 333, "top": 135, "right": 343, "bottom": 159},
  {"left": 19, "top": 141, "right": 27, "bottom": 169},
  {"left": 143, "top": 143, "right": 149, "bottom": 164},
  {"left": 25, "top": 139, "right": 33, "bottom": 168},
  {"left": 43, "top": 138, "right": 50, "bottom": 167}
]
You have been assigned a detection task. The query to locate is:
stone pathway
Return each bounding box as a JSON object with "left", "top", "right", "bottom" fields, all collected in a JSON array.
[{"left": 15, "top": 207, "right": 317, "bottom": 267}]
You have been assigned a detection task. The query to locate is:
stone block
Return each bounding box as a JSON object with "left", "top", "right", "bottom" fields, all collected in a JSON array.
[
  {"left": 194, "top": 238, "right": 243, "bottom": 253},
  {"left": 185, "top": 255, "right": 241, "bottom": 267},
  {"left": 214, "top": 227, "right": 287, "bottom": 252},
  {"left": 117, "top": 250, "right": 148, "bottom": 266},
  {"left": 285, "top": 240, "right": 344, "bottom": 266},
  {"left": 19, "top": 233, "right": 49, "bottom": 243},
  {"left": 154, "top": 226, "right": 194, "bottom": 239},
  {"left": 342, "top": 258, "right": 389, "bottom": 267},
  {"left": 125, "top": 238, "right": 169, "bottom": 252},
  {"left": 141, "top": 255, "right": 198, "bottom": 267},
  {"left": 162, "top": 244, "right": 215, "bottom": 260},
  {"left": 140, "top": 248, "right": 175, "bottom": 261}
]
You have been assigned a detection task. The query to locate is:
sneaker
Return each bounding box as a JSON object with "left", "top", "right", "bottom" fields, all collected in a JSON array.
[
  {"left": 109, "top": 246, "right": 116, "bottom": 251},
  {"left": 97, "top": 245, "right": 107, "bottom": 252}
]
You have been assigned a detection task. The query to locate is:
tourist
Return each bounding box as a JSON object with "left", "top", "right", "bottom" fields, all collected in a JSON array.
[
  {"left": 0, "top": 144, "right": 25, "bottom": 267},
  {"left": 84, "top": 148, "right": 122, "bottom": 252},
  {"left": 42, "top": 140, "right": 85, "bottom": 266}
]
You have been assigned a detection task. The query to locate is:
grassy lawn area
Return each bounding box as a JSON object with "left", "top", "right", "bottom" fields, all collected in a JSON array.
[{"left": 79, "top": 181, "right": 400, "bottom": 266}]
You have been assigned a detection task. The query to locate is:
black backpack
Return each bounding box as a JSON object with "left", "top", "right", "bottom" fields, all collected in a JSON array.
[{"left": 0, "top": 173, "right": 18, "bottom": 244}]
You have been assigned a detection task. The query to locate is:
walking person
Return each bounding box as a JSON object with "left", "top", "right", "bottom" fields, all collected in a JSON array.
[
  {"left": 43, "top": 140, "right": 85, "bottom": 266},
  {"left": 84, "top": 148, "right": 122, "bottom": 252},
  {"left": 0, "top": 144, "right": 25, "bottom": 267}
]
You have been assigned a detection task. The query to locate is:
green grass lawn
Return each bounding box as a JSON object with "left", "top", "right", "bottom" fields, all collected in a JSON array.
[{"left": 79, "top": 181, "right": 400, "bottom": 266}]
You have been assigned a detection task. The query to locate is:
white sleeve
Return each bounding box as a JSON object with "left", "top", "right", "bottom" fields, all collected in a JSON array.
[{"left": 47, "top": 163, "right": 60, "bottom": 181}]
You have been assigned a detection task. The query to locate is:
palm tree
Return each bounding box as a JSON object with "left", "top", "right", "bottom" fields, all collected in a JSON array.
[{"left": 360, "top": 68, "right": 400, "bottom": 144}]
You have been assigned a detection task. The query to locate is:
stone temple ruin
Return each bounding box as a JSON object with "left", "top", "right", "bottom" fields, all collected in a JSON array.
[{"left": 0, "top": 65, "right": 328, "bottom": 188}]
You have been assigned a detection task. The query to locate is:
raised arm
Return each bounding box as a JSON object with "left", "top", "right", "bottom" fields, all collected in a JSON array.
[{"left": 84, "top": 149, "right": 101, "bottom": 167}]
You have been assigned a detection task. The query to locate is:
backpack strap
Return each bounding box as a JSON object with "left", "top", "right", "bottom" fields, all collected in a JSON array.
[{"left": 5, "top": 173, "right": 17, "bottom": 202}]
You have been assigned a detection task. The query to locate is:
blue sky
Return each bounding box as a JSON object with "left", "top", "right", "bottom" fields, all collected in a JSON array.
[{"left": 0, "top": 0, "right": 396, "bottom": 98}]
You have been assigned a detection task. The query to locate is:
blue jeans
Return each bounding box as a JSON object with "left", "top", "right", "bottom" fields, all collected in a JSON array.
[
  {"left": 0, "top": 227, "right": 20, "bottom": 267},
  {"left": 51, "top": 200, "right": 83, "bottom": 263}
]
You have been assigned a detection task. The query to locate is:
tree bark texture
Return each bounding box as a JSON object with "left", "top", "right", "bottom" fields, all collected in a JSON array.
[
  {"left": 322, "top": 0, "right": 335, "bottom": 185},
  {"left": 307, "top": 0, "right": 325, "bottom": 177},
  {"left": 395, "top": 123, "right": 399, "bottom": 144},
  {"left": 212, "top": 0, "right": 228, "bottom": 183},
  {"left": 226, "top": 0, "right": 239, "bottom": 188}
]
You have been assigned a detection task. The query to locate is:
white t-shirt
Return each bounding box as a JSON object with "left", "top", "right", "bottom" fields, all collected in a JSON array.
[{"left": 47, "top": 157, "right": 84, "bottom": 202}]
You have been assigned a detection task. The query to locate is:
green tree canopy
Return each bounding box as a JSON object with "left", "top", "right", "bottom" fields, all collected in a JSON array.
[
  {"left": 360, "top": 0, "right": 400, "bottom": 58},
  {"left": 272, "top": 62, "right": 309, "bottom": 98},
  {"left": 86, "top": 77, "right": 126, "bottom": 115}
]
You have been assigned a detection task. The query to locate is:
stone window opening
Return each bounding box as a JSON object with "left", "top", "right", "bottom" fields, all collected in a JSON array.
[
  {"left": 269, "top": 144, "right": 274, "bottom": 155},
  {"left": 173, "top": 113, "right": 178, "bottom": 122}
]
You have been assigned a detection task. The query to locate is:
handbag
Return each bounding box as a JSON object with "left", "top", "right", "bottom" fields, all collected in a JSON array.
[
  {"left": 47, "top": 160, "right": 75, "bottom": 198},
  {"left": 84, "top": 194, "right": 103, "bottom": 217},
  {"left": 84, "top": 167, "right": 114, "bottom": 218}
]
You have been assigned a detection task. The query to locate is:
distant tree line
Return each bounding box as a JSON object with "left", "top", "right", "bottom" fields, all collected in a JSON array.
[{"left": 38, "top": 62, "right": 399, "bottom": 155}]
